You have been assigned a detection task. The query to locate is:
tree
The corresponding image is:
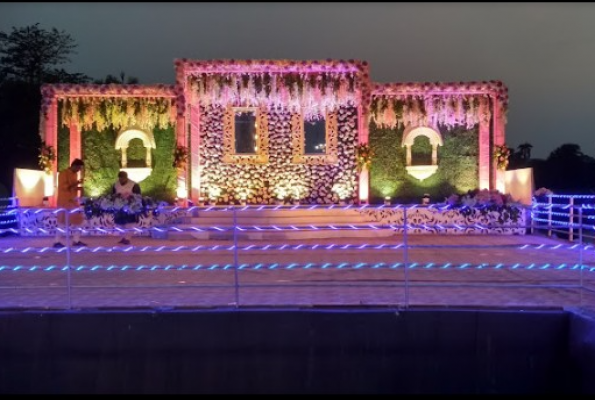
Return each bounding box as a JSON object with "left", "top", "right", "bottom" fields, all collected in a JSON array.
[
  {"left": 0, "top": 23, "right": 90, "bottom": 85},
  {"left": 517, "top": 142, "right": 533, "bottom": 160},
  {"left": 0, "top": 24, "right": 91, "bottom": 190},
  {"left": 545, "top": 144, "right": 592, "bottom": 193},
  {"left": 94, "top": 71, "right": 139, "bottom": 84}
]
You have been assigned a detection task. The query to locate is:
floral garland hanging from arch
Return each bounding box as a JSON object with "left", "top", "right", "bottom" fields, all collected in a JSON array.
[
  {"left": 369, "top": 81, "right": 508, "bottom": 130},
  {"left": 41, "top": 84, "right": 177, "bottom": 131},
  {"left": 177, "top": 59, "right": 372, "bottom": 121}
]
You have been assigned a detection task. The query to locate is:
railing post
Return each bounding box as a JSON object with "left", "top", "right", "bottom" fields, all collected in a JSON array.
[
  {"left": 65, "top": 208, "right": 72, "bottom": 310},
  {"left": 569, "top": 197, "right": 574, "bottom": 242},
  {"left": 232, "top": 205, "right": 239, "bottom": 307},
  {"left": 530, "top": 200, "right": 534, "bottom": 235},
  {"left": 403, "top": 206, "right": 409, "bottom": 308},
  {"left": 579, "top": 206, "right": 584, "bottom": 306},
  {"left": 547, "top": 195, "right": 552, "bottom": 237}
]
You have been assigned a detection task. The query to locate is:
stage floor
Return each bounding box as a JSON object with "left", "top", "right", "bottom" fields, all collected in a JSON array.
[{"left": 0, "top": 233, "right": 593, "bottom": 311}]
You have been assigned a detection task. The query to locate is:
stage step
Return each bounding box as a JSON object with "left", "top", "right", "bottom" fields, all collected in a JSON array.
[{"left": 164, "top": 207, "right": 395, "bottom": 240}]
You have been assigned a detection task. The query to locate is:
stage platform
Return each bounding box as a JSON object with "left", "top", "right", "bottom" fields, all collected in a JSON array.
[{"left": 0, "top": 233, "right": 593, "bottom": 311}]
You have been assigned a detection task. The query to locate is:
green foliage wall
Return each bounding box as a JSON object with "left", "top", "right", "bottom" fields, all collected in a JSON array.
[
  {"left": 138, "top": 125, "right": 177, "bottom": 203},
  {"left": 80, "top": 125, "right": 176, "bottom": 202},
  {"left": 81, "top": 126, "right": 120, "bottom": 196},
  {"left": 369, "top": 123, "right": 479, "bottom": 204}
]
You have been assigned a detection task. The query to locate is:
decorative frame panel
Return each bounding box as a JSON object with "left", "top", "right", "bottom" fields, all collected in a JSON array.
[
  {"left": 222, "top": 106, "right": 269, "bottom": 164},
  {"left": 291, "top": 112, "right": 338, "bottom": 165}
]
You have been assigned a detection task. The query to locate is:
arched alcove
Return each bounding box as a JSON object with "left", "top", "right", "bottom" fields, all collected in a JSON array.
[
  {"left": 401, "top": 126, "right": 443, "bottom": 181},
  {"left": 115, "top": 128, "right": 156, "bottom": 183}
]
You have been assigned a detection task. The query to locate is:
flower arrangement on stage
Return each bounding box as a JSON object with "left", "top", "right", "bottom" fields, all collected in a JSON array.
[
  {"left": 494, "top": 144, "right": 511, "bottom": 170},
  {"left": 443, "top": 188, "right": 522, "bottom": 223},
  {"left": 82, "top": 193, "right": 168, "bottom": 222},
  {"left": 355, "top": 143, "right": 374, "bottom": 172},
  {"left": 173, "top": 145, "right": 189, "bottom": 170},
  {"left": 38, "top": 141, "right": 56, "bottom": 174},
  {"left": 534, "top": 187, "right": 553, "bottom": 197},
  {"left": 533, "top": 187, "right": 553, "bottom": 204}
]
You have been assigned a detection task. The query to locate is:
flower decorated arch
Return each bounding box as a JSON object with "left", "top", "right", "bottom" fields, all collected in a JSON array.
[
  {"left": 371, "top": 81, "right": 508, "bottom": 190},
  {"left": 39, "top": 84, "right": 177, "bottom": 204},
  {"left": 174, "top": 59, "right": 373, "bottom": 202},
  {"left": 115, "top": 128, "right": 156, "bottom": 168},
  {"left": 401, "top": 126, "right": 443, "bottom": 181}
]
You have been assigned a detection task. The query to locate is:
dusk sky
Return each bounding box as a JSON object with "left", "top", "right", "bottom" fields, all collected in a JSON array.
[{"left": 2, "top": 2, "right": 594, "bottom": 159}]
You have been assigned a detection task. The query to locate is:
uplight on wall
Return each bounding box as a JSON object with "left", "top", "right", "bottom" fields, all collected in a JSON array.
[
  {"left": 359, "top": 168, "right": 369, "bottom": 203},
  {"left": 176, "top": 177, "right": 187, "bottom": 199},
  {"left": 43, "top": 173, "right": 54, "bottom": 197}
]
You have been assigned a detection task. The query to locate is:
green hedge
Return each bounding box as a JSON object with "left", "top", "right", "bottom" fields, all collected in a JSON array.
[
  {"left": 369, "top": 123, "right": 479, "bottom": 204},
  {"left": 80, "top": 125, "right": 176, "bottom": 203}
]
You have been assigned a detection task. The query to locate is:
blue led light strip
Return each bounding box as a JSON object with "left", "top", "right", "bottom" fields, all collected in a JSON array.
[
  {"left": 2, "top": 242, "right": 593, "bottom": 254},
  {"left": 0, "top": 262, "right": 592, "bottom": 272},
  {"left": 12, "top": 202, "right": 534, "bottom": 216},
  {"left": 0, "top": 221, "right": 534, "bottom": 236}
]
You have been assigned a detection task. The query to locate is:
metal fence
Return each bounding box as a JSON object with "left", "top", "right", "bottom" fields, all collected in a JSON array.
[{"left": 0, "top": 199, "right": 593, "bottom": 312}]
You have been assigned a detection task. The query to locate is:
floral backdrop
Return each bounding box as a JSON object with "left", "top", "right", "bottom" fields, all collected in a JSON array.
[{"left": 199, "top": 105, "right": 359, "bottom": 204}]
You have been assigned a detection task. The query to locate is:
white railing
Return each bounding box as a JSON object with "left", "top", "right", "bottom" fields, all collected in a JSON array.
[
  {"left": 531, "top": 194, "right": 595, "bottom": 242},
  {"left": 0, "top": 200, "right": 592, "bottom": 312}
]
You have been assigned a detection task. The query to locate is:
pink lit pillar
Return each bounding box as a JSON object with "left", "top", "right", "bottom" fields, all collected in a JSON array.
[
  {"left": 45, "top": 99, "right": 58, "bottom": 207},
  {"left": 478, "top": 99, "right": 490, "bottom": 190},
  {"left": 176, "top": 113, "right": 188, "bottom": 203},
  {"left": 357, "top": 105, "right": 369, "bottom": 203},
  {"left": 189, "top": 104, "right": 201, "bottom": 202},
  {"left": 69, "top": 122, "right": 81, "bottom": 163},
  {"left": 492, "top": 98, "right": 506, "bottom": 192}
]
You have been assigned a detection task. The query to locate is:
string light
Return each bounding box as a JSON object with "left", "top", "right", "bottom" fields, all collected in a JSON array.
[
  {"left": 0, "top": 262, "right": 591, "bottom": 273},
  {"left": 0, "top": 241, "right": 592, "bottom": 254}
]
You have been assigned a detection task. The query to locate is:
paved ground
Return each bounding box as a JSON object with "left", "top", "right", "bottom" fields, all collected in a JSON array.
[{"left": 0, "top": 232, "right": 593, "bottom": 311}]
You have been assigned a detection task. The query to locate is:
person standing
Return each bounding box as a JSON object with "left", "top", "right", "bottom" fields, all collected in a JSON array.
[
  {"left": 112, "top": 171, "right": 141, "bottom": 245},
  {"left": 54, "top": 158, "right": 86, "bottom": 248}
]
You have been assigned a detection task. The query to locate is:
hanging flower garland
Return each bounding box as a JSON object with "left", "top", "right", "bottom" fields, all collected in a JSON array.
[
  {"left": 38, "top": 141, "right": 56, "bottom": 174},
  {"left": 179, "top": 59, "right": 370, "bottom": 121},
  {"left": 369, "top": 81, "right": 508, "bottom": 129},
  {"left": 40, "top": 84, "right": 177, "bottom": 131},
  {"left": 60, "top": 97, "right": 175, "bottom": 131},
  {"left": 369, "top": 95, "right": 491, "bottom": 130},
  {"left": 189, "top": 72, "right": 359, "bottom": 121},
  {"left": 355, "top": 143, "right": 374, "bottom": 172},
  {"left": 494, "top": 144, "right": 511, "bottom": 170}
]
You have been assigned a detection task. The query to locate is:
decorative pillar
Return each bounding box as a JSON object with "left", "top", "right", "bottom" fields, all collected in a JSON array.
[
  {"left": 45, "top": 98, "right": 58, "bottom": 206},
  {"left": 478, "top": 97, "right": 490, "bottom": 190},
  {"left": 145, "top": 146, "right": 152, "bottom": 167},
  {"left": 492, "top": 97, "right": 506, "bottom": 193},
  {"left": 175, "top": 112, "right": 188, "bottom": 203},
  {"left": 357, "top": 104, "right": 369, "bottom": 203},
  {"left": 120, "top": 147, "right": 128, "bottom": 168},
  {"left": 189, "top": 104, "right": 201, "bottom": 202},
  {"left": 431, "top": 144, "right": 438, "bottom": 165},
  {"left": 69, "top": 121, "right": 81, "bottom": 164}
]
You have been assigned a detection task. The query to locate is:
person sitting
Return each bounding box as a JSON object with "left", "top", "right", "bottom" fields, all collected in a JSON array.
[{"left": 112, "top": 171, "right": 141, "bottom": 245}]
